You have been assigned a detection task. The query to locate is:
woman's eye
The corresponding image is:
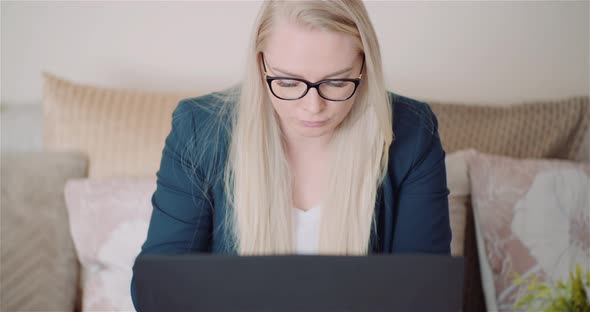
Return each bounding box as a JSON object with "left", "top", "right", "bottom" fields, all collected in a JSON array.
[
  {"left": 327, "top": 81, "right": 347, "bottom": 87},
  {"left": 277, "top": 81, "right": 300, "bottom": 88}
]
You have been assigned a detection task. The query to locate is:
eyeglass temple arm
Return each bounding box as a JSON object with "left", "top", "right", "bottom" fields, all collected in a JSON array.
[
  {"left": 261, "top": 52, "right": 269, "bottom": 77},
  {"left": 358, "top": 53, "right": 365, "bottom": 79}
]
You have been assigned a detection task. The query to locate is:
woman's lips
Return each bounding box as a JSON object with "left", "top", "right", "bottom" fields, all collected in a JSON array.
[{"left": 301, "top": 119, "right": 328, "bottom": 127}]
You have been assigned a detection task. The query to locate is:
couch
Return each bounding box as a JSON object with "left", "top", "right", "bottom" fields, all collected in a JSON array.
[{"left": 1, "top": 72, "right": 588, "bottom": 312}]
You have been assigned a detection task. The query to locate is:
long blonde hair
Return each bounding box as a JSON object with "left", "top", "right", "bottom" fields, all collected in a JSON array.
[{"left": 209, "top": 0, "right": 394, "bottom": 255}]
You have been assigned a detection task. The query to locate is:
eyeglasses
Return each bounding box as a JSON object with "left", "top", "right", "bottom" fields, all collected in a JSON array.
[{"left": 261, "top": 52, "right": 365, "bottom": 102}]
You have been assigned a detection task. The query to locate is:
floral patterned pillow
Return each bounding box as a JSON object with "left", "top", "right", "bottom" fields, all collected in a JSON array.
[
  {"left": 64, "top": 178, "right": 154, "bottom": 311},
  {"left": 468, "top": 151, "right": 590, "bottom": 311}
]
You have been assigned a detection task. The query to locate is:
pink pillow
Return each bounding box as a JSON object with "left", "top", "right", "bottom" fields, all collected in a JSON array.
[
  {"left": 468, "top": 151, "right": 590, "bottom": 311},
  {"left": 65, "top": 178, "right": 155, "bottom": 311}
]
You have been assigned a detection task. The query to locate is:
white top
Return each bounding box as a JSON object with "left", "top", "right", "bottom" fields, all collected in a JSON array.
[{"left": 291, "top": 205, "right": 321, "bottom": 254}]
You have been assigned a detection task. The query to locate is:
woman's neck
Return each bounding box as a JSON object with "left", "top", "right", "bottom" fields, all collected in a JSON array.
[
  {"left": 282, "top": 125, "right": 333, "bottom": 154},
  {"left": 284, "top": 134, "right": 332, "bottom": 161}
]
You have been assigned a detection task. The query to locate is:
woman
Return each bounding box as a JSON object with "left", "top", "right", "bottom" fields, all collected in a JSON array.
[{"left": 132, "top": 0, "right": 451, "bottom": 307}]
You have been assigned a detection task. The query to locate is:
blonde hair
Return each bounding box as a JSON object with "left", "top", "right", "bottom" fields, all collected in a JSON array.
[{"left": 202, "top": 0, "right": 393, "bottom": 255}]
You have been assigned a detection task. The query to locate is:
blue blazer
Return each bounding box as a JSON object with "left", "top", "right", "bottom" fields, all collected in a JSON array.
[{"left": 131, "top": 89, "right": 452, "bottom": 309}]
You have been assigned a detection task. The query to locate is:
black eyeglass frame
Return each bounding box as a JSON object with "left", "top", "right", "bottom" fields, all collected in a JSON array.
[{"left": 261, "top": 52, "right": 365, "bottom": 102}]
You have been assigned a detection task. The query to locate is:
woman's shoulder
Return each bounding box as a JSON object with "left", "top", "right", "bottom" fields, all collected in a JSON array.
[
  {"left": 168, "top": 87, "right": 237, "bottom": 178},
  {"left": 174, "top": 86, "right": 238, "bottom": 128},
  {"left": 386, "top": 91, "right": 443, "bottom": 180},
  {"left": 170, "top": 87, "right": 239, "bottom": 148},
  {"left": 387, "top": 91, "right": 438, "bottom": 136}
]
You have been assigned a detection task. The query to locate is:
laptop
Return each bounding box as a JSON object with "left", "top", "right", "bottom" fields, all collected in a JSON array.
[{"left": 133, "top": 253, "right": 464, "bottom": 312}]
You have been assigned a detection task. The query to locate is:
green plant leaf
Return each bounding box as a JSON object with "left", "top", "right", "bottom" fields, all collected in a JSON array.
[{"left": 511, "top": 265, "right": 590, "bottom": 311}]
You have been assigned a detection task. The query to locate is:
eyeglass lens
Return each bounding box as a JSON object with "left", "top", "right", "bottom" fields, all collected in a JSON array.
[{"left": 270, "top": 79, "right": 356, "bottom": 100}]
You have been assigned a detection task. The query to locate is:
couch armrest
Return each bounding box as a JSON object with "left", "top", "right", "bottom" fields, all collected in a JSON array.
[{"left": 1, "top": 151, "right": 88, "bottom": 312}]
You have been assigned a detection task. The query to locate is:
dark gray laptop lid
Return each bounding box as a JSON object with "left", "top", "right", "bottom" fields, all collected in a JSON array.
[{"left": 133, "top": 254, "right": 464, "bottom": 312}]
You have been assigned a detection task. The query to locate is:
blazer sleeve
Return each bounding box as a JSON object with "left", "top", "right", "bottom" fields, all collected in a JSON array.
[
  {"left": 392, "top": 103, "right": 452, "bottom": 254},
  {"left": 130, "top": 99, "right": 213, "bottom": 310}
]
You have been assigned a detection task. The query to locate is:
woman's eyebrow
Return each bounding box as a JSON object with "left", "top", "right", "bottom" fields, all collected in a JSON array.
[{"left": 271, "top": 65, "right": 353, "bottom": 79}]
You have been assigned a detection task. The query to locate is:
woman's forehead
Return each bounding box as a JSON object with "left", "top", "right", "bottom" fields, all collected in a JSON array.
[{"left": 264, "top": 21, "right": 360, "bottom": 79}]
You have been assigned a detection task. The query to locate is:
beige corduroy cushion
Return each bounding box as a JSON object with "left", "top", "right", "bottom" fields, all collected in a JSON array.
[
  {"left": 42, "top": 72, "right": 195, "bottom": 178},
  {"left": 43, "top": 72, "right": 589, "bottom": 178},
  {"left": 430, "top": 97, "right": 590, "bottom": 162}
]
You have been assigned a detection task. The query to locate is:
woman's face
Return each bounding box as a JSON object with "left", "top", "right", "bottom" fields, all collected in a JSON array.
[{"left": 262, "top": 20, "right": 363, "bottom": 141}]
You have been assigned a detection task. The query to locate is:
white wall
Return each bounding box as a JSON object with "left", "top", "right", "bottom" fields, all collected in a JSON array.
[
  {"left": 1, "top": 1, "right": 589, "bottom": 150},
  {"left": 2, "top": 0, "right": 588, "bottom": 107}
]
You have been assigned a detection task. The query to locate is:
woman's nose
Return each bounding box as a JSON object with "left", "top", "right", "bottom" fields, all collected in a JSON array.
[{"left": 301, "top": 87, "right": 325, "bottom": 114}]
